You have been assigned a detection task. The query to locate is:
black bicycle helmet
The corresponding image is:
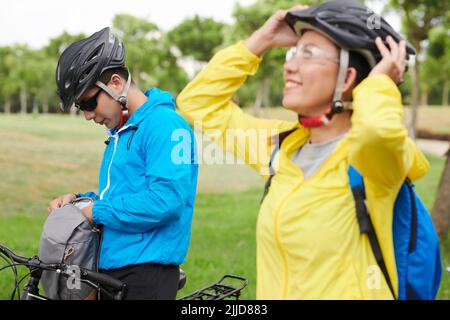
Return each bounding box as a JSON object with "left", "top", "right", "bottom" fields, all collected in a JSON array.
[
  {"left": 285, "top": 0, "right": 416, "bottom": 68},
  {"left": 284, "top": 0, "right": 416, "bottom": 128},
  {"left": 56, "top": 27, "right": 126, "bottom": 111}
]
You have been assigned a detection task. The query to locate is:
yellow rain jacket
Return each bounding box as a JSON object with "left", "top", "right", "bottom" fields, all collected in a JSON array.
[{"left": 177, "top": 41, "right": 430, "bottom": 299}]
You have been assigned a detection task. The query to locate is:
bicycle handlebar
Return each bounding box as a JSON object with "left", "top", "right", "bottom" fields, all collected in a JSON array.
[
  {"left": 0, "top": 244, "right": 30, "bottom": 265},
  {"left": 2, "top": 244, "right": 248, "bottom": 301},
  {"left": 79, "top": 268, "right": 126, "bottom": 295},
  {"left": 0, "top": 244, "right": 127, "bottom": 299}
]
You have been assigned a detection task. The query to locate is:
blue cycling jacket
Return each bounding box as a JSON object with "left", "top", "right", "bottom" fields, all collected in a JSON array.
[{"left": 80, "top": 88, "right": 198, "bottom": 270}]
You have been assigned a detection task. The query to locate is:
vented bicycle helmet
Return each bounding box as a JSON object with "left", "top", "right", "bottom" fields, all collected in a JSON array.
[
  {"left": 285, "top": 0, "right": 415, "bottom": 68},
  {"left": 284, "top": 0, "right": 416, "bottom": 127},
  {"left": 56, "top": 27, "right": 126, "bottom": 111}
]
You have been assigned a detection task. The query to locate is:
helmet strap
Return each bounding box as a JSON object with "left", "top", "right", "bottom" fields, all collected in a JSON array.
[
  {"left": 95, "top": 70, "right": 132, "bottom": 110},
  {"left": 331, "top": 48, "right": 349, "bottom": 112},
  {"left": 298, "top": 49, "right": 351, "bottom": 128},
  {"left": 298, "top": 112, "right": 331, "bottom": 127}
]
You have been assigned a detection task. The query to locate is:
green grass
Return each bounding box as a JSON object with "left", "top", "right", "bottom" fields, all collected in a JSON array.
[
  {"left": 0, "top": 190, "right": 261, "bottom": 300},
  {"left": 0, "top": 114, "right": 448, "bottom": 300},
  {"left": 0, "top": 114, "right": 105, "bottom": 218},
  {"left": 177, "top": 189, "right": 260, "bottom": 299}
]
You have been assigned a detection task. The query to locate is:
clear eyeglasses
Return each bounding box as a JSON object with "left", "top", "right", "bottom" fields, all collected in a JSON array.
[{"left": 285, "top": 43, "right": 340, "bottom": 65}]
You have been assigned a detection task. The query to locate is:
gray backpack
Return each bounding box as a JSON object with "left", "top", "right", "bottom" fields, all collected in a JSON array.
[{"left": 39, "top": 197, "right": 101, "bottom": 300}]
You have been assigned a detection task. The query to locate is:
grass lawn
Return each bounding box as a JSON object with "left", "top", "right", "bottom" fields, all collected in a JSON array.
[{"left": 0, "top": 114, "right": 448, "bottom": 300}]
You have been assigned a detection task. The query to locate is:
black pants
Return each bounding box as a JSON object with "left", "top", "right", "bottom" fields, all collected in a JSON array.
[{"left": 100, "top": 263, "right": 180, "bottom": 300}]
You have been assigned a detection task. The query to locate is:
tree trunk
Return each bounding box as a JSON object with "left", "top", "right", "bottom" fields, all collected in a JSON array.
[
  {"left": 20, "top": 84, "right": 27, "bottom": 115},
  {"left": 443, "top": 81, "right": 449, "bottom": 107},
  {"left": 432, "top": 148, "right": 450, "bottom": 241},
  {"left": 42, "top": 93, "right": 49, "bottom": 114},
  {"left": 420, "top": 89, "right": 428, "bottom": 107},
  {"left": 32, "top": 96, "right": 39, "bottom": 114},
  {"left": 4, "top": 97, "right": 11, "bottom": 114}
]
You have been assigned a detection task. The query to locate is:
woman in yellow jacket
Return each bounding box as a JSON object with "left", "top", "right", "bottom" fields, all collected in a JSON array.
[{"left": 177, "top": 0, "right": 429, "bottom": 299}]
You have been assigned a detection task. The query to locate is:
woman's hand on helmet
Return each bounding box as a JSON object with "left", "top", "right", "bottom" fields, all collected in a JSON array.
[
  {"left": 47, "top": 193, "right": 77, "bottom": 214},
  {"left": 245, "top": 5, "right": 309, "bottom": 56},
  {"left": 369, "top": 36, "right": 407, "bottom": 85}
]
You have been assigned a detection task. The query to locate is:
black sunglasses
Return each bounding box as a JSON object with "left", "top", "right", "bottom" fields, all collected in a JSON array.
[{"left": 74, "top": 89, "right": 102, "bottom": 112}]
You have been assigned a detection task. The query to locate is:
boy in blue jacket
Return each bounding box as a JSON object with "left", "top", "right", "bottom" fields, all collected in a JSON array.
[{"left": 48, "top": 27, "right": 198, "bottom": 300}]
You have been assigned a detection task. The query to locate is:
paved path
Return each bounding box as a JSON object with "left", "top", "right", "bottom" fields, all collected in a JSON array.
[{"left": 417, "top": 139, "right": 450, "bottom": 157}]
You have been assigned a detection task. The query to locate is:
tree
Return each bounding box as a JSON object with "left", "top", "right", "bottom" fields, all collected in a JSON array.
[
  {"left": 168, "top": 15, "right": 225, "bottom": 62},
  {"left": 0, "top": 17, "right": 191, "bottom": 114},
  {"left": 421, "top": 26, "right": 450, "bottom": 106},
  {"left": 28, "top": 49, "right": 57, "bottom": 114},
  {"left": 45, "top": 31, "right": 87, "bottom": 114},
  {"left": 222, "top": 0, "right": 321, "bottom": 114},
  {"left": 112, "top": 14, "right": 188, "bottom": 97},
  {"left": 386, "top": 0, "right": 449, "bottom": 138},
  {"left": 45, "top": 31, "right": 86, "bottom": 58},
  {"left": 112, "top": 14, "right": 160, "bottom": 88},
  {"left": 0, "top": 46, "right": 14, "bottom": 113},
  {"left": 432, "top": 148, "right": 450, "bottom": 240},
  {"left": 149, "top": 34, "right": 190, "bottom": 96},
  {"left": 3, "top": 45, "right": 34, "bottom": 114}
]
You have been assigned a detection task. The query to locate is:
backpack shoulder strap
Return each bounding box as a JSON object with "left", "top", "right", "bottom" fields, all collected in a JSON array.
[
  {"left": 348, "top": 166, "right": 370, "bottom": 233},
  {"left": 348, "top": 165, "right": 397, "bottom": 299},
  {"left": 260, "top": 129, "right": 297, "bottom": 204}
]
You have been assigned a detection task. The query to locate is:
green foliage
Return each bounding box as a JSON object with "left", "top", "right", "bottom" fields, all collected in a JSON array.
[
  {"left": 222, "top": 0, "right": 321, "bottom": 108},
  {"left": 421, "top": 25, "right": 450, "bottom": 105},
  {"left": 112, "top": 14, "right": 159, "bottom": 86},
  {"left": 387, "top": 0, "right": 449, "bottom": 48},
  {"left": 0, "top": 46, "right": 14, "bottom": 99},
  {"left": 386, "top": 0, "right": 449, "bottom": 105},
  {"left": 44, "top": 31, "right": 86, "bottom": 58},
  {"left": 0, "top": 2, "right": 448, "bottom": 112},
  {"left": 168, "top": 15, "right": 226, "bottom": 62},
  {"left": 0, "top": 14, "right": 190, "bottom": 113},
  {"left": 111, "top": 14, "right": 188, "bottom": 96}
]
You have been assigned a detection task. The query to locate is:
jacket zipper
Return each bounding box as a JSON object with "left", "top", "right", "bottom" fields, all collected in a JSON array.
[
  {"left": 99, "top": 125, "right": 133, "bottom": 200},
  {"left": 99, "top": 133, "right": 119, "bottom": 200},
  {"left": 272, "top": 179, "right": 304, "bottom": 299},
  {"left": 96, "top": 124, "right": 133, "bottom": 285}
]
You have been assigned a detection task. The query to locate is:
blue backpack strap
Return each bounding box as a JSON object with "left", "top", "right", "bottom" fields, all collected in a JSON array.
[
  {"left": 348, "top": 166, "right": 371, "bottom": 233},
  {"left": 348, "top": 165, "right": 397, "bottom": 299},
  {"left": 404, "top": 179, "right": 418, "bottom": 253}
]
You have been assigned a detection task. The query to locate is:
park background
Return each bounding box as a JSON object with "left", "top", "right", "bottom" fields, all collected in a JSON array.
[{"left": 0, "top": 0, "right": 449, "bottom": 299}]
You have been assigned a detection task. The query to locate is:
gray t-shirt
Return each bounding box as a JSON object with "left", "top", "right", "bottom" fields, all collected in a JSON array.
[{"left": 291, "top": 133, "right": 347, "bottom": 180}]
